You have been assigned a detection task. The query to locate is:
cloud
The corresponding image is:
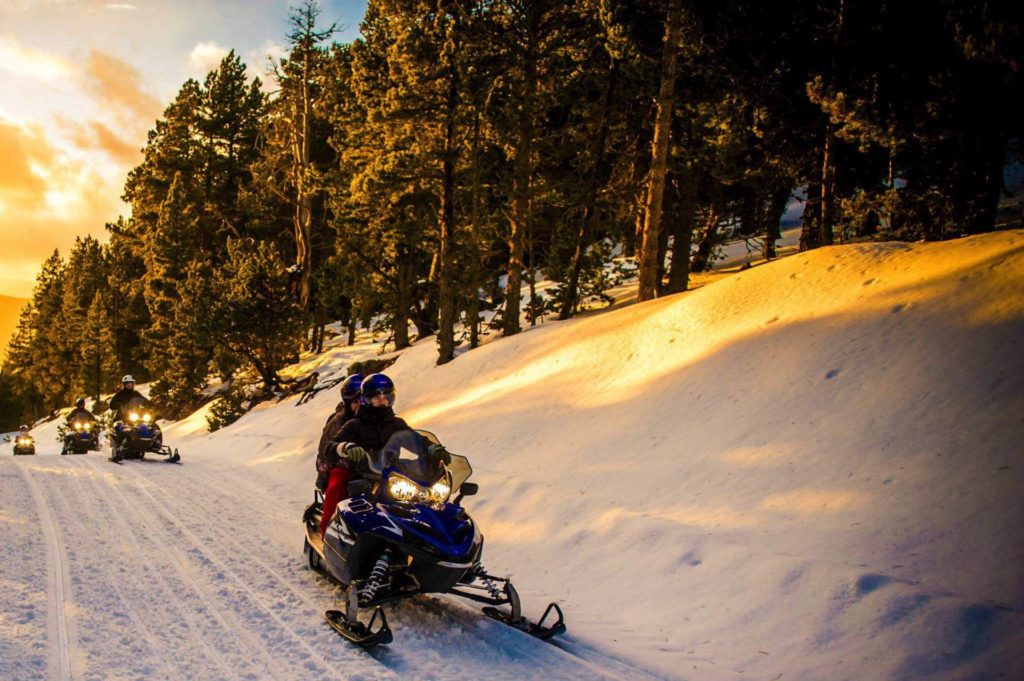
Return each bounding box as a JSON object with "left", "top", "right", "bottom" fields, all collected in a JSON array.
[
  {"left": 0, "top": 35, "right": 72, "bottom": 82},
  {"left": 104, "top": 3, "right": 138, "bottom": 9},
  {"left": 66, "top": 119, "right": 140, "bottom": 165},
  {"left": 0, "top": 118, "right": 51, "bottom": 212},
  {"left": 83, "top": 50, "right": 162, "bottom": 125},
  {"left": 0, "top": 115, "right": 123, "bottom": 297},
  {"left": 189, "top": 41, "right": 230, "bottom": 76}
]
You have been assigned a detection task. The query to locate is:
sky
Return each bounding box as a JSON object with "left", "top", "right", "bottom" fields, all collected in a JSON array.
[{"left": 0, "top": 0, "right": 366, "bottom": 299}]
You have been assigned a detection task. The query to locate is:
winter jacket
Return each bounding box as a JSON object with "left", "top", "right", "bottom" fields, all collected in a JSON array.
[
  {"left": 316, "top": 401, "right": 358, "bottom": 476},
  {"left": 108, "top": 389, "right": 149, "bottom": 421},
  {"left": 323, "top": 404, "right": 411, "bottom": 472}
]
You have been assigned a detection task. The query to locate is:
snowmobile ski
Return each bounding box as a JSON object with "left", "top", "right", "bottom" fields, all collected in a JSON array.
[
  {"left": 324, "top": 607, "right": 392, "bottom": 649},
  {"left": 482, "top": 601, "right": 566, "bottom": 641}
]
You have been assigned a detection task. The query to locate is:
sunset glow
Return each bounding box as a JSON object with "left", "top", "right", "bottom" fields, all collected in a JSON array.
[{"left": 0, "top": 0, "right": 364, "bottom": 298}]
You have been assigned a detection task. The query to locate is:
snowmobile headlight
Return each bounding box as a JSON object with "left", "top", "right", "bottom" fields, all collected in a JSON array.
[
  {"left": 129, "top": 412, "right": 139, "bottom": 423},
  {"left": 83, "top": 422, "right": 92, "bottom": 431},
  {"left": 142, "top": 413, "right": 152, "bottom": 423},
  {"left": 18, "top": 437, "right": 31, "bottom": 445},
  {"left": 387, "top": 474, "right": 419, "bottom": 502},
  {"left": 74, "top": 421, "right": 83, "bottom": 431},
  {"left": 427, "top": 476, "right": 451, "bottom": 504}
]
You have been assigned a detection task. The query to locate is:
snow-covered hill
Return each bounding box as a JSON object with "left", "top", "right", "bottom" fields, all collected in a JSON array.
[{"left": 4, "top": 231, "right": 1022, "bottom": 680}]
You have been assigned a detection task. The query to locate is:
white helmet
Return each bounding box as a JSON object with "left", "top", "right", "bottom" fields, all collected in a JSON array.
[{"left": 122, "top": 374, "right": 135, "bottom": 384}]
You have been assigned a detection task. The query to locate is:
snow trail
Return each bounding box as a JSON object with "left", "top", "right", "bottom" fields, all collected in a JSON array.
[{"left": 16, "top": 460, "right": 81, "bottom": 680}]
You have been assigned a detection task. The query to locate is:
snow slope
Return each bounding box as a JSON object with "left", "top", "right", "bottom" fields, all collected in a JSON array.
[{"left": 3, "top": 230, "right": 1022, "bottom": 680}]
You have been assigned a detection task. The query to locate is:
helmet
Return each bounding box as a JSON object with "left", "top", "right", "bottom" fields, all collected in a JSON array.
[
  {"left": 340, "top": 373, "right": 364, "bottom": 401},
  {"left": 122, "top": 374, "right": 135, "bottom": 385},
  {"left": 76, "top": 398, "right": 86, "bottom": 409},
  {"left": 360, "top": 373, "right": 395, "bottom": 407},
  {"left": 19, "top": 424, "right": 28, "bottom": 431}
]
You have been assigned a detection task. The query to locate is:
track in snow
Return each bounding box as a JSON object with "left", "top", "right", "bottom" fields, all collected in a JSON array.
[
  {"left": 16, "top": 460, "right": 82, "bottom": 680},
  {"left": 0, "top": 454, "right": 661, "bottom": 680}
]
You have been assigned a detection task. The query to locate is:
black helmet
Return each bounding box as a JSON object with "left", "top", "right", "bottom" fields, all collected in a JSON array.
[
  {"left": 360, "top": 373, "right": 395, "bottom": 407},
  {"left": 76, "top": 398, "right": 86, "bottom": 409},
  {"left": 340, "top": 373, "right": 364, "bottom": 402}
]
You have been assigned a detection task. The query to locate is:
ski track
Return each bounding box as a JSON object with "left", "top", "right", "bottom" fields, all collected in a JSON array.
[
  {"left": 0, "top": 459, "right": 51, "bottom": 680},
  {"left": 77, "top": 457, "right": 255, "bottom": 680},
  {"left": 3, "top": 454, "right": 660, "bottom": 680},
  {"left": 16, "top": 459, "right": 81, "bottom": 680},
  {"left": 108, "top": 460, "right": 372, "bottom": 680},
  {"left": 126, "top": 458, "right": 660, "bottom": 680},
  {"left": 82, "top": 457, "right": 316, "bottom": 680}
]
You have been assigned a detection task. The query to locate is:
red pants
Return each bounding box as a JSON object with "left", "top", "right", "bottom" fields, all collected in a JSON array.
[{"left": 320, "top": 466, "right": 351, "bottom": 537}]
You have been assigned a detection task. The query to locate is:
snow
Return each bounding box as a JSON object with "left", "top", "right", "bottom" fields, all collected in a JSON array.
[{"left": 3, "top": 230, "right": 1023, "bottom": 680}]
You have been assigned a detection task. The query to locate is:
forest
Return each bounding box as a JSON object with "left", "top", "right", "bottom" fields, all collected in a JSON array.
[{"left": 1, "top": 0, "right": 1020, "bottom": 428}]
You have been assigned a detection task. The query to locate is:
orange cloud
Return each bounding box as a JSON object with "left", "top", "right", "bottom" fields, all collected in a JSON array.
[
  {"left": 67, "top": 119, "right": 141, "bottom": 165},
  {"left": 83, "top": 50, "right": 162, "bottom": 126},
  {"left": 0, "top": 119, "right": 50, "bottom": 211},
  {"left": 0, "top": 117, "right": 121, "bottom": 297}
]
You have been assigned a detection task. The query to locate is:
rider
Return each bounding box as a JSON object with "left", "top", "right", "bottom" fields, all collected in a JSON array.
[
  {"left": 319, "top": 373, "right": 417, "bottom": 536},
  {"left": 64, "top": 398, "right": 97, "bottom": 452},
  {"left": 109, "top": 375, "right": 147, "bottom": 420},
  {"left": 315, "top": 374, "right": 363, "bottom": 536},
  {"left": 108, "top": 374, "right": 149, "bottom": 456},
  {"left": 67, "top": 398, "right": 96, "bottom": 425},
  {"left": 316, "top": 374, "right": 362, "bottom": 482}
]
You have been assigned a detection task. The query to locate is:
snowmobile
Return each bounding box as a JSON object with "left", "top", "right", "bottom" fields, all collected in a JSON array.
[
  {"left": 110, "top": 397, "right": 180, "bottom": 463},
  {"left": 303, "top": 429, "right": 565, "bottom": 649},
  {"left": 13, "top": 433, "right": 35, "bottom": 455},
  {"left": 61, "top": 419, "right": 100, "bottom": 454}
]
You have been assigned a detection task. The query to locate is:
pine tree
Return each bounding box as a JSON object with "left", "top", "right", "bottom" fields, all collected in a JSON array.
[
  {"left": 260, "top": 0, "right": 337, "bottom": 317},
  {"left": 79, "top": 291, "right": 118, "bottom": 401},
  {"left": 180, "top": 239, "right": 305, "bottom": 388}
]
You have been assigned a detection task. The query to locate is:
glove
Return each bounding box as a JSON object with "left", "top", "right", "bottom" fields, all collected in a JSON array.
[
  {"left": 338, "top": 444, "right": 367, "bottom": 463},
  {"left": 428, "top": 444, "right": 452, "bottom": 465}
]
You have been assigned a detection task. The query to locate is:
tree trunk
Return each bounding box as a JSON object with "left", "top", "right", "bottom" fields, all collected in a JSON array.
[
  {"left": 559, "top": 58, "right": 618, "bottom": 320},
  {"left": 504, "top": 17, "right": 538, "bottom": 337},
  {"left": 819, "top": 124, "right": 836, "bottom": 246},
  {"left": 800, "top": 162, "right": 823, "bottom": 251},
  {"left": 691, "top": 183, "right": 723, "bottom": 273},
  {"left": 666, "top": 163, "right": 697, "bottom": 293},
  {"left": 393, "top": 248, "right": 413, "bottom": 350},
  {"left": 436, "top": 12, "right": 460, "bottom": 365},
  {"left": 637, "top": 0, "right": 683, "bottom": 302},
  {"left": 764, "top": 184, "right": 790, "bottom": 259}
]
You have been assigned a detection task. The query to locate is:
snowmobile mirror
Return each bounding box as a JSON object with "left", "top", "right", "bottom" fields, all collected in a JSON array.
[{"left": 454, "top": 482, "right": 479, "bottom": 504}]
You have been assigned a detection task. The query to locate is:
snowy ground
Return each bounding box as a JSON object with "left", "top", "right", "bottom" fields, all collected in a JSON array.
[{"left": 3, "top": 230, "right": 1023, "bottom": 680}]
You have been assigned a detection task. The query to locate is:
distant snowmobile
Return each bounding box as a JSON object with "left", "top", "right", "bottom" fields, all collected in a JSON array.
[
  {"left": 303, "top": 429, "right": 565, "bottom": 648},
  {"left": 62, "top": 419, "right": 100, "bottom": 454},
  {"left": 13, "top": 432, "right": 35, "bottom": 456},
  {"left": 109, "top": 397, "right": 180, "bottom": 463}
]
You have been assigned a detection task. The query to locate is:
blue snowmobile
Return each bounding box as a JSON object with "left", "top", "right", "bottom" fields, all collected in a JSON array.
[
  {"left": 109, "top": 396, "right": 180, "bottom": 463},
  {"left": 303, "top": 429, "right": 565, "bottom": 648}
]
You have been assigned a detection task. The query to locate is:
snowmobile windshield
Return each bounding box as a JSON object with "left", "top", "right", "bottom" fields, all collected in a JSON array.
[
  {"left": 125, "top": 396, "right": 155, "bottom": 423},
  {"left": 370, "top": 429, "right": 472, "bottom": 491}
]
